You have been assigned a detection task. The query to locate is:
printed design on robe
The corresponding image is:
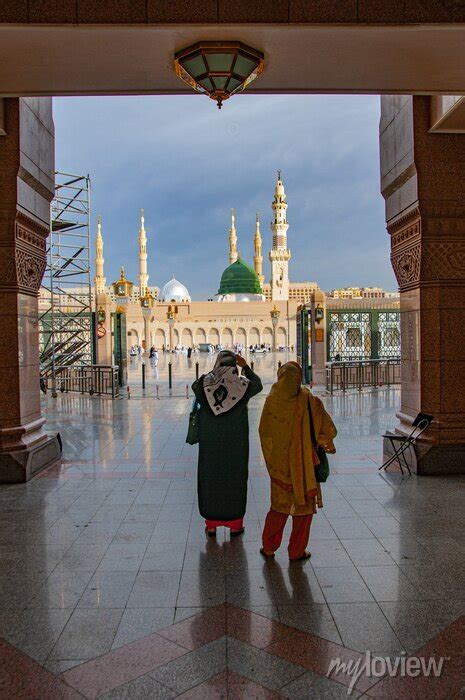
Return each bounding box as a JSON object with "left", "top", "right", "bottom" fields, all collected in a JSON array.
[{"left": 203, "top": 366, "right": 250, "bottom": 416}]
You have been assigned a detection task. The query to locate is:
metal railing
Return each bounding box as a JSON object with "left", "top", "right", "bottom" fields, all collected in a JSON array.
[
  {"left": 326, "top": 358, "right": 401, "bottom": 395},
  {"left": 43, "top": 365, "right": 120, "bottom": 398}
]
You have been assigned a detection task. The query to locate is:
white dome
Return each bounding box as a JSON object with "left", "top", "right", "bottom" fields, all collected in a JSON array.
[{"left": 161, "top": 277, "right": 191, "bottom": 303}]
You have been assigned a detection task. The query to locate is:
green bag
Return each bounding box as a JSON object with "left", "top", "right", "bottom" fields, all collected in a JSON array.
[
  {"left": 186, "top": 400, "right": 200, "bottom": 445},
  {"left": 315, "top": 445, "right": 330, "bottom": 483},
  {"left": 309, "top": 404, "right": 330, "bottom": 483}
]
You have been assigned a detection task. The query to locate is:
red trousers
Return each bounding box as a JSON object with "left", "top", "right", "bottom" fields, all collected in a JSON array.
[
  {"left": 262, "top": 509, "right": 313, "bottom": 560},
  {"left": 205, "top": 518, "right": 243, "bottom": 531}
]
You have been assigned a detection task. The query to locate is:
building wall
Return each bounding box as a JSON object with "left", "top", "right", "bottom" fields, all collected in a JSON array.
[
  {"left": 104, "top": 298, "right": 299, "bottom": 351},
  {"left": 263, "top": 282, "right": 318, "bottom": 304}
]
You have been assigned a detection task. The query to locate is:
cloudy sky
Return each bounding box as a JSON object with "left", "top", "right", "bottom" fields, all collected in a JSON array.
[{"left": 54, "top": 94, "right": 396, "bottom": 299}]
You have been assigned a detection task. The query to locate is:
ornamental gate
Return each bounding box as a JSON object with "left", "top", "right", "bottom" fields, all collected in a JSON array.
[{"left": 327, "top": 310, "right": 400, "bottom": 361}]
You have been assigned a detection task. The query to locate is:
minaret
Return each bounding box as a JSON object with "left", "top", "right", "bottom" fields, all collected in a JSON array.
[
  {"left": 95, "top": 214, "right": 106, "bottom": 294},
  {"left": 229, "top": 208, "right": 238, "bottom": 265},
  {"left": 253, "top": 213, "right": 265, "bottom": 286},
  {"left": 269, "top": 170, "right": 291, "bottom": 301},
  {"left": 138, "top": 209, "right": 149, "bottom": 298}
]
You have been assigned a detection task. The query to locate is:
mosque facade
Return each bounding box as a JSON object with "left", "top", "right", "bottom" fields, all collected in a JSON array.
[{"left": 95, "top": 173, "right": 324, "bottom": 362}]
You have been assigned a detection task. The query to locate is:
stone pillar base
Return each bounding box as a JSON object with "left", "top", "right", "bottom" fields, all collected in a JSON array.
[
  {"left": 0, "top": 433, "right": 62, "bottom": 483},
  {"left": 383, "top": 433, "right": 465, "bottom": 475}
]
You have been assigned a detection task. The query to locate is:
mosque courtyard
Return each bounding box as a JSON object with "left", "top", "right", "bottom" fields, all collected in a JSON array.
[{"left": 0, "top": 354, "right": 464, "bottom": 698}]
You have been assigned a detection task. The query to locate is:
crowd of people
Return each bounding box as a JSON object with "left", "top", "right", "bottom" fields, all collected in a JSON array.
[
  {"left": 191, "top": 352, "right": 337, "bottom": 561},
  {"left": 129, "top": 343, "right": 294, "bottom": 358}
]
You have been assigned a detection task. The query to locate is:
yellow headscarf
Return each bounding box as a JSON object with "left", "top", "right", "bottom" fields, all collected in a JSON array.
[{"left": 259, "top": 362, "right": 317, "bottom": 506}]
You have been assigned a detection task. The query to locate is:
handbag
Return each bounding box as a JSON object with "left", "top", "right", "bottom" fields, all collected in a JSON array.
[
  {"left": 186, "top": 399, "right": 201, "bottom": 445},
  {"left": 309, "top": 403, "right": 330, "bottom": 483},
  {"left": 314, "top": 445, "right": 330, "bottom": 483}
]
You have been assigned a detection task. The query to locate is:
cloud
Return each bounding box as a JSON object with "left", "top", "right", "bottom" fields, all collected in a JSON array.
[{"left": 53, "top": 94, "right": 396, "bottom": 298}]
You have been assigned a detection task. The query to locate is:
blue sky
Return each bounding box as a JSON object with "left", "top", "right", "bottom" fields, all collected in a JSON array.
[{"left": 54, "top": 94, "right": 396, "bottom": 299}]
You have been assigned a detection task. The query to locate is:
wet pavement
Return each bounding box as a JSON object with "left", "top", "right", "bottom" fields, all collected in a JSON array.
[{"left": 0, "top": 354, "right": 464, "bottom": 697}]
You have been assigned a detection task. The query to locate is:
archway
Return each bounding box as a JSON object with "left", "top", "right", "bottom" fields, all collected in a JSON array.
[
  {"left": 262, "top": 327, "right": 273, "bottom": 346},
  {"left": 194, "top": 328, "right": 206, "bottom": 344},
  {"left": 222, "top": 328, "right": 233, "bottom": 348},
  {"left": 209, "top": 328, "right": 220, "bottom": 346},
  {"left": 3, "top": 20, "right": 465, "bottom": 483},
  {"left": 154, "top": 328, "right": 166, "bottom": 348},
  {"left": 128, "top": 329, "right": 139, "bottom": 346},
  {"left": 181, "top": 328, "right": 193, "bottom": 346},
  {"left": 277, "top": 326, "right": 287, "bottom": 348},
  {"left": 249, "top": 327, "right": 260, "bottom": 346},
  {"left": 235, "top": 327, "right": 247, "bottom": 347},
  {"left": 172, "top": 328, "right": 180, "bottom": 346}
]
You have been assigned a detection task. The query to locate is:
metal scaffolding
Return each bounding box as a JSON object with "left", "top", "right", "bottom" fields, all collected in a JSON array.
[{"left": 39, "top": 172, "right": 92, "bottom": 395}]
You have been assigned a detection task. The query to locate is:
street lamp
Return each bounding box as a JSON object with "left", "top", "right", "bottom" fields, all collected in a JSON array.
[
  {"left": 140, "top": 292, "right": 154, "bottom": 350},
  {"left": 270, "top": 305, "right": 280, "bottom": 352},
  {"left": 111, "top": 267, "right": 134, "bottom": 386},
  {"left": 315, "top": 304, "right": 325, "bottom": 324},
  {"left": 112, "top": 266, "right": 134, "bottom": 309},
  {"left": 166, "top": 304, "right": 178, "bottom": 351}
]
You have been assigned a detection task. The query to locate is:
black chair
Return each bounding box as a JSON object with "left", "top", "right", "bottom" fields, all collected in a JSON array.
[{"left": 380, "top": 413, "right": 434, "bottom": 476}]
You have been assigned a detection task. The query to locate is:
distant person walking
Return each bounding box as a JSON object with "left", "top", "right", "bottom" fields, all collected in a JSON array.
[
  {"left": 259, "top": 362, "right": 336, "bottom": 561},
  {"left": 192, "top": 350, "right": 262, "bottom": 537},
  {"left": 187, "top": 347, "right": 192, "bottom": 359}
]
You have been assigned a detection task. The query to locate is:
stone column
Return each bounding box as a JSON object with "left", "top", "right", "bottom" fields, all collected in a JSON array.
[
  {"left": 95, "top": 292, "right": 113, "bottom": 366},
  {"left": 0, "top": 98, "right": 61, "bottom": 482},
  {"left": 380, "top": 95, "right": 465, "bottom": 473},
  {"left": 311, "top": 290, "right": 327, "bottom": 387}
]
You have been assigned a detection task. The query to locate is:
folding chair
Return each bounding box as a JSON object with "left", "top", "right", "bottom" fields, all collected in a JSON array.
[{"left": 379, "top": 413, "right": 433, "bottom": 476}]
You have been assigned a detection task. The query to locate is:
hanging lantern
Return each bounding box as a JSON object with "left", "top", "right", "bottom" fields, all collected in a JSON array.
[
  {"left": 315, "top": 304, "right": 325, "bottom": 324},
  {"left": 174, "top": 41, "right": 264, "bottom": 109}
]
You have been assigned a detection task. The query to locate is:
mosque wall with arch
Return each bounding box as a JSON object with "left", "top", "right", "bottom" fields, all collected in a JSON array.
[
  {"left": 120, "top": 299, "right": 298, "bottom": 352},
  {"left": 127, "top": 322, "right": 291, "bottom": 349}
]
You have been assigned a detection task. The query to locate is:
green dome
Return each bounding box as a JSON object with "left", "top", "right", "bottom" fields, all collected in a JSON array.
[{"left": 218, "top": 259, "right": 263, "bottom": 295}]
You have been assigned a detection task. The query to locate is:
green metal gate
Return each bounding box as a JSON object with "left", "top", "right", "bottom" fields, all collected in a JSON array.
[
  {"left": 327, "top": 309, "right": 400, "bottom": 361},
  {"left": 112, "top": 312, "right": 127, "bottom": 386},
  {"left": 296, "top": 306, "right": 311, "bottom": 384}
]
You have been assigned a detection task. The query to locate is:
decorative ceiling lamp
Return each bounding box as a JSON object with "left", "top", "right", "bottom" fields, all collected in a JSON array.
[{"left": 174, "top": 41, "right": 264, "bottom": 109}]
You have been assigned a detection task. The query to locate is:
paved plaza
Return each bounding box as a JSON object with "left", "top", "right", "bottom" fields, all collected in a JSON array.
[{"left": 0, "top": 355, "right": 464, "bottom": 698}]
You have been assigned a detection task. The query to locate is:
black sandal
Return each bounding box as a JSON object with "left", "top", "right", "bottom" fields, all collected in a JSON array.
[
  {"left": 290, "top": 551, "right": 311, "bottom": 562},
  {"left": 260, "top": 548, "right": 275, "bottom": 559},
  {"left": 205, "top": 527, "right": 217, "bottom": 537}
]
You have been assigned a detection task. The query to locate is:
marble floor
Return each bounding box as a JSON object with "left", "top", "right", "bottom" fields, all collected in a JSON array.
[{"left": 1, "top": 355, "right": 464, "bottom": 698}]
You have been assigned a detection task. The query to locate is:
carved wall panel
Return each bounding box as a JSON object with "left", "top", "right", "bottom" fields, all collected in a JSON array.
[
  {"left": 0, "top": 216, "right": 47, "bottom": 295},
  {"left": 0, "top": 247, "right": 16, "bottom": 286},
  {"left": 391, "top": 243, "right": 422, "bottom": 289},
  {"left": 15, "top": 249, "right": 46, "bottom": 291},
  {"left": 422, "top": 241, "right": 465, "bottom": 281},
  {"left": 389, "top": 211, "right": 422, "bottom": 291}
]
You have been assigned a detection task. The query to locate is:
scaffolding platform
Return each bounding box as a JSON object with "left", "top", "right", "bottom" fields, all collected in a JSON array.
[{"left": 39, "top": 172, "right": 92, "bottom": 395}]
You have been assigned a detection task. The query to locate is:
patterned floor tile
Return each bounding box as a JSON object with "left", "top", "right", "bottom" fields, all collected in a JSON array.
[
  {"left": 61, "top": 629, "right": 186, "bottom": 697},
  {"left": 149, "top": 638, "right": 227, "bottom": 694},
  {"left": 112, "top": 608, "right": 176, "bottom": 649},
  {"left": 281, "top": 669, "right": 357, "bottom": 698},
  {"left": 0, "top": 638, "right": 81, "bottom": 699},
  {"left": 176, "top": 670, "right": 228, "bottom": 698},
  {"left": 158, "top": 604, "right": 225, "bottom": 650},
  {"left": 226, "top": 636, "right": 306, "bottom": 691},
  {"left": 1, "top": 383, "right": 464, "bottom": 697},
  {"left": 100, "top": 673, "right": 176, "bottom": 699},
  {"left": 226, "top": 604, "right": 286, "bottom": 649}
]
